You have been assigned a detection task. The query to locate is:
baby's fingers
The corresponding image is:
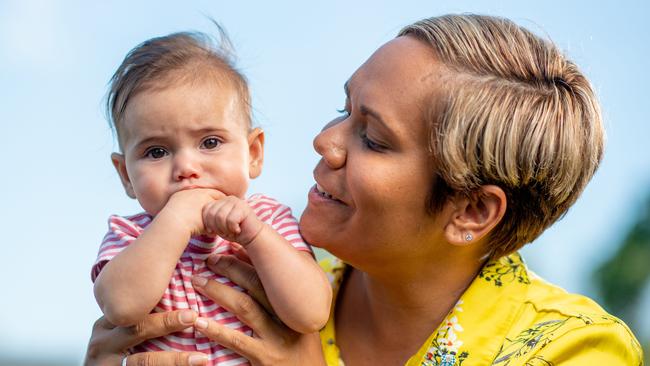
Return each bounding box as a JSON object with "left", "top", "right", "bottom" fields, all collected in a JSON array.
[
  {"left": 203, "top": 200, "right": 231, "bottom": 235},
  {"left": 226, "top": 203, "right": 249, "bottom": 235},
  {"left": 203, "top": 197, "right": 245, "bottom": 239},
  {"left": 202, "top": 201, "right": 222, "bottom": 235}
]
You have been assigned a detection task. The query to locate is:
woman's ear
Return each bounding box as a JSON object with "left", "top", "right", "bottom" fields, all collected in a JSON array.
[
  {"left": 443, "top": 185, "right": 507, "bottom": 246},
  {"left": 111, "top": 153, "right": 136, "bottom": 199},
  {"left": 248, "top": 128, "right": 265, "bottom": 179}
]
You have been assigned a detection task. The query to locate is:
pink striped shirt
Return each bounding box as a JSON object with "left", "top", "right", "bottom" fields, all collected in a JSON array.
[{"left": 92, "top": 194, "right": 310, "bottom": 366}]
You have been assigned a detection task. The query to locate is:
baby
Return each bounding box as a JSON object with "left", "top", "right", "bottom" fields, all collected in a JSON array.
[{"left": 91, "top": 30, "right": 332, "bottom": 365}]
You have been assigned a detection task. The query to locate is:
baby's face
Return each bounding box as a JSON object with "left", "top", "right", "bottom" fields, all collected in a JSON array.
[{"left": 112, "top": 81, "right": 263, "bottom": 216}]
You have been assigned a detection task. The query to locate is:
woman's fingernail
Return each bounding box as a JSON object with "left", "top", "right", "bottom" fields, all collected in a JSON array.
[
  {"left": 179, "top": 310, "right": 195, "bottom": 325},
  {"left": 192, "top": 276, "right": 208, "bottom": 287},
  {"left": 189, "top": 354, "right": 208, "bottom": 365},
  {"left": 207, "top": 254, "right": 221, "bottom": 265},
  {"left": 195, "top": 317, "right": 208, "bottom": 329}
]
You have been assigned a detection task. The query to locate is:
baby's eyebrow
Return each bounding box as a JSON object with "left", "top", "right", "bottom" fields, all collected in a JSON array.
[
  {"left": 131, "top": 135, "right": 166, "bottom": 149},
  {"left": 190, "top": 126, "right": 231, "bottom": 135}
]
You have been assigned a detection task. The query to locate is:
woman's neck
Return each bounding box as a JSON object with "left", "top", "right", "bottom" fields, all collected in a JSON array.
[{"left": 335, "top": 248, "right": 484, "bottom": 365}]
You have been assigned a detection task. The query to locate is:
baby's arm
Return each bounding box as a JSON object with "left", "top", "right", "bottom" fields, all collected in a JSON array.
[
  {"left": 94, "top": 189, "right": 222, "bottom": 327},
  {"left": 203, "top": 197, "right": 332, "bottom": 333}
]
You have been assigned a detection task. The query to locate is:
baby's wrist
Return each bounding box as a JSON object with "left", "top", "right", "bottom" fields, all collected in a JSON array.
[
  {"left": 241, "top": 221, "right": 267, "bottom": 248},
  {"left": 156, "top": 206, "right": 194, "bottom": 237}
]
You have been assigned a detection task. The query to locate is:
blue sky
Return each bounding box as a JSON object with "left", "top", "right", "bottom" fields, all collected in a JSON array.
[{"left": 1, "top": 0, "right": 648, "bottom": 363}]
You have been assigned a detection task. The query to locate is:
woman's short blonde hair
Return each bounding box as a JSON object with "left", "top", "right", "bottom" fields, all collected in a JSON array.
[{"left": 399, "top": 14, "right": 605, "bottom": 258}]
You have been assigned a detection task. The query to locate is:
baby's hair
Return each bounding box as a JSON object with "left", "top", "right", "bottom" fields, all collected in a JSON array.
[
  {"left": 106, "top": 23, "right": 251, "bottom": 150},
  {"left": 400, "top": 14, "right": 604, "bottom": 258}
]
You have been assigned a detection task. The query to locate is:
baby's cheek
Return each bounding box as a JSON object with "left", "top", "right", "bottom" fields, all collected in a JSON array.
[
  {"left": 215, "top": 160, "right": 250, "bottom": 198},
  {"left": 229, "top": 172, "right": 250, "bottom": 198},
  {"left": 133, "top": 177, "right": 168, "bottom": 215}
]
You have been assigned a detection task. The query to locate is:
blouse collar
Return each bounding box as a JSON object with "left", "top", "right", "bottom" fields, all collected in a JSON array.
[{"left": 320, "top": 253, "right": 532, "bottom": 366}]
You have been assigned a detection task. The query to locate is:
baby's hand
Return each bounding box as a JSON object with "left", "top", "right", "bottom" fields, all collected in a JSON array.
[
  {"left": 163, "top": 188, "right": 225, "bottom": 235},
  {"left": 202, "top": 196, "right": 264, "bottom": 246}
]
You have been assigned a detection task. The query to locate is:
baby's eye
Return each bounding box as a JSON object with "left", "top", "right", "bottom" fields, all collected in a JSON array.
[
  {"left": 201, "top": 137, "right": 221, "bottom": 150},
  {"left": 144, "top": 147, "right": 168, "bottom": 159}
]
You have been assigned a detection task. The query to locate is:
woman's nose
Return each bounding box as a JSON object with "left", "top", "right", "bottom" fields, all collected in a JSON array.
[
  {"left": 173, "top": 150, "right": 200, "bottom": 181},
  {"left": 313, "top": 118, "right": 347, "bottom": 169}
]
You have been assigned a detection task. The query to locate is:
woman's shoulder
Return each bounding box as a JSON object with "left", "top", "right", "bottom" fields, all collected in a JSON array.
[
  {"left": 417, "top": 253, "right": 643, "bottom": 366},
  {"left": 495, "top": 263, "right": 644, "bottom": 365},
  {"left": 525, "top": 268, "right": 617, "bottom": 319}
]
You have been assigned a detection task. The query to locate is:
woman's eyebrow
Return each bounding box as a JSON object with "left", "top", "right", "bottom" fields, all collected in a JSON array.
[
  {"left": 359, "top": 105, "right": 394, "bottom": 137},
  {"left": 344, "top": 79, "right": 395, "bottom": 137}
]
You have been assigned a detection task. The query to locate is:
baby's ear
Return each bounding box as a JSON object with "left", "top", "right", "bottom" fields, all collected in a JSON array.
[
  {"left": 247, "top": 128, "right": 264, "bottom": 179},
  {"left": 443, "top": 185, "right": 507, "bottom": 246},
  {"left": 111, "top": 153, "right": 136, "bottom": 199}
]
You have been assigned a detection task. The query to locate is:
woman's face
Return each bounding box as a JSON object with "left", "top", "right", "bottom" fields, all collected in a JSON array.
[{"left": 300, "top": 36, "right": 451, "bottom": 267}]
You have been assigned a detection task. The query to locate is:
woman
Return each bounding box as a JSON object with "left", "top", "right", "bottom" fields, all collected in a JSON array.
[{"left": 86, "top": 14, "right": 643, "bottom": 366}]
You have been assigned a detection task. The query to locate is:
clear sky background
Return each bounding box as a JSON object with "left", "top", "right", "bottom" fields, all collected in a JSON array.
[{"left": 0, "top": 0, "right": 648, "bottom": 364}]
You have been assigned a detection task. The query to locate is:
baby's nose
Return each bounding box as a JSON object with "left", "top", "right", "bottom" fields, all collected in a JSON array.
[{"left": 173, "top": 151, "right": 200, "bottom": 180}]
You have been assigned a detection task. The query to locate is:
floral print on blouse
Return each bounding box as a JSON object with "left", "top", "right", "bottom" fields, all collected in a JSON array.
[{"left": 319, "top": 253, "right": 643, "bottom": 366}]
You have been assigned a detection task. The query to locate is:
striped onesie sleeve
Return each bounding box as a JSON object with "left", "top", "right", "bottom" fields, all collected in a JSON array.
[{"left": 91, "top": 194, "right": 311, "bottom": 366}]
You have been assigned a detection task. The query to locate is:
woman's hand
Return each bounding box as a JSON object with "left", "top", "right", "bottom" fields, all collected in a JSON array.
[
  {"left": 190, "top": 254, "right": 327, "bottom": 366},
  {"left": 84, "top": 310, "right": 209, "bottom": 366}
]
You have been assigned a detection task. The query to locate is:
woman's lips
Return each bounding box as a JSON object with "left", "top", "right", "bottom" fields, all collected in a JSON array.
[
  {"left": 310, "top": 184, "right": 345, "bottom": 204},
  {"left": 315, "top": 183, "right": 338, "bottom": 200}
]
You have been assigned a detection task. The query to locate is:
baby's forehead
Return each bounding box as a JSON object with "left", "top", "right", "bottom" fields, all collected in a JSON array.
[{"left": 116, "top": 79, "right": 251, "bottom": 148}]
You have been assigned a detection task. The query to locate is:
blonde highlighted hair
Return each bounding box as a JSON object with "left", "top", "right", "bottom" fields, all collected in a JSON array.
[{"left": 399, "top": 14, "right": 604, "bottom": 258}]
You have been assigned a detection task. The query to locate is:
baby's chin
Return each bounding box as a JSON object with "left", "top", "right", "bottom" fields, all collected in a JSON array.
[
  {"left": 136, "top": 200, "right": 164, "bottom": 217},
  {"left": 142, "top": 207, "right": 162, "bottom": 217}
]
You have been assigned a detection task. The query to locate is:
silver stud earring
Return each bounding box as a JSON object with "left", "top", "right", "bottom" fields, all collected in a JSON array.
[{"left": 465, "top": 233, "right": 473, "bottom": 242}]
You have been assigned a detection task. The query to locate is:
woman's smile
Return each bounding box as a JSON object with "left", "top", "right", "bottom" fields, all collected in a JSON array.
[
  {"left": 307, "top": 183, "right": 347, "bottom": 207},
  {"left": 314, "top": 184, "right": 344, "bottom": 203}
]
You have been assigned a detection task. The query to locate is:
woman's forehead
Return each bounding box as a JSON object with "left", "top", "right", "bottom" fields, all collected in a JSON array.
[
  {"left": 347, "top": 37, "right": 446, "bottom": 98},
  {"left": 337, "top": 37, "right": 447, "bottom": 148}
]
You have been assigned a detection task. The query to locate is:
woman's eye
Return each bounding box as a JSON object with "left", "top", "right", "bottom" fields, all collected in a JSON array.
[
  {"left": 361, "top": 132, "right": 384, "bottom": 151},
  {"left": 201, "top": 137, "right": 221, "bottom": 150},
  {"left": 144, "top": 147, "right": 168, "bottom": 159}
]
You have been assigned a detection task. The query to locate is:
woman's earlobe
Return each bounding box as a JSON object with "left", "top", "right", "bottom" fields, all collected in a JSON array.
[{"left": 444, "top": 222, "right": 476, "bottom": 246}]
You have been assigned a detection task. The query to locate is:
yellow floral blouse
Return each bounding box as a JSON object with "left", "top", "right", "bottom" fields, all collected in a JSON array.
[{"left": 319, "top": 253, "right": 643, "bottom": 366}]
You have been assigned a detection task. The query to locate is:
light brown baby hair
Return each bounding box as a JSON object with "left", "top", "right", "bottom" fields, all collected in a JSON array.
[
  {"left": 400, "top": 14, "right": 605, "bottom": 258},
  {"left": 106, "top": 26, "right": 251, "bottom": 150}
]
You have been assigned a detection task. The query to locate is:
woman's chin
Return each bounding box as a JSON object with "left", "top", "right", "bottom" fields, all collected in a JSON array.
[
  {"left": 299, "top": 211, "right": 324, "bottom": 247},
  {"left": 299, "top": 209, "right": 342, "bottom": 251}
]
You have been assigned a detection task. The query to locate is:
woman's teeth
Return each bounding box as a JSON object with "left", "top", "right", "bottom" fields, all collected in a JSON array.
[{"left": 316, "top": 184, "right": 336, "bottom": 200}]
